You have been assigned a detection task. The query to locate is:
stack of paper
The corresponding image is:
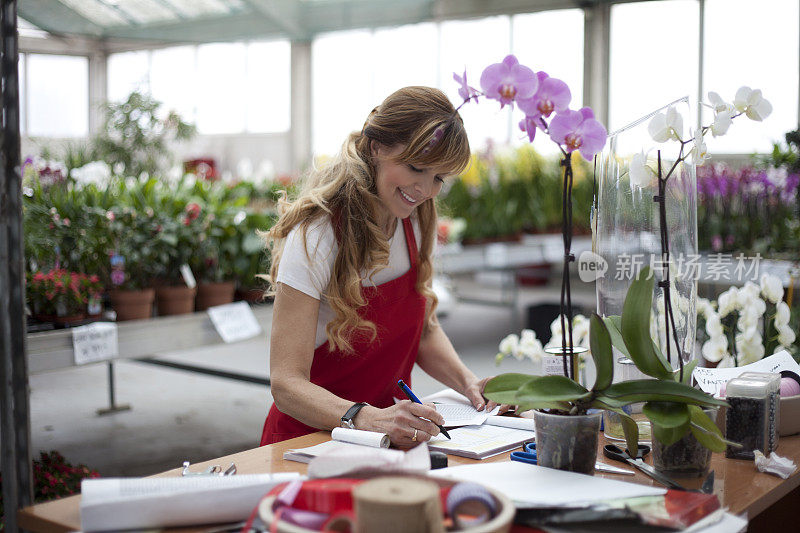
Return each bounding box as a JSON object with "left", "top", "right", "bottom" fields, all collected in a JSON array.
[
  {"left": 283, "top": 427, "right": 389, "bottom": 463},
  {"left": 427, "top": 424, "right": 534, "bottom": 459},
  {"left": 80, "top": 473, "right": 301, "bottom": 532}
]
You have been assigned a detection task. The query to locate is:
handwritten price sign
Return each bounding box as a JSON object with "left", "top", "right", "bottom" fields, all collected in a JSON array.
[
  {"left": 207, "top": 301, "right": 262, "bottom": 343},
  {"left": 72, "top": 322, "right": 120, "bottom": 365}
]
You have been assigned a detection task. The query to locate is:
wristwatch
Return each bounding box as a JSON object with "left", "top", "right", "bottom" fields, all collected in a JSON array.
[{"left": 341, "top": 402, "right": 368, "bottom": 429}]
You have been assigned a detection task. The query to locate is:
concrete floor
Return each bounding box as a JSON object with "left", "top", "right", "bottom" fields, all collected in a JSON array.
[{"left": 29, "top": 276, "right": 596, "bottom": 477}]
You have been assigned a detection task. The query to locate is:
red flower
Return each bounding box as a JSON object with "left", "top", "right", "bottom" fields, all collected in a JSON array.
[{"left": 185, "top": 202, "right": 201, "bottom": 222}]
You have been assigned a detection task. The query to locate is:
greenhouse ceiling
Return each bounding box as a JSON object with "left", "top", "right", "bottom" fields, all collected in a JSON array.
[{"left": 20, "top": 0, "right": 606, "bottom": 43}]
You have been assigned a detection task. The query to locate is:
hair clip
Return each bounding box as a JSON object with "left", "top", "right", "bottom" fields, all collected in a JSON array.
[{"left": 422, "top": 123, "right": 446, "bottom": 155}]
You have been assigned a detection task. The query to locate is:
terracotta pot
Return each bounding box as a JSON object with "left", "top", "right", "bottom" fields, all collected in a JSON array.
[
  {"left": 195, "top": 281, "right": 236, "bottom": 311},
  {"left": 155, "top": 285, "right": 197, "bottom": 316},
  {"left": 54, "top": 313, "right": 86, "bottom": 326},
  {"left": 109, "top": 288, "right": 155, "bottom": 321}
]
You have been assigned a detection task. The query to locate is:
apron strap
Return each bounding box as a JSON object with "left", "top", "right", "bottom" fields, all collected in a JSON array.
[{"left": 401, "top": 217, "right": 418, "bottom": 269}]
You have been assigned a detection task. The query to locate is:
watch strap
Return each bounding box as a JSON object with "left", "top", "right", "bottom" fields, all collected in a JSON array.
[{"left": 341, "top": 402, "right": 368, "bottom": 429}]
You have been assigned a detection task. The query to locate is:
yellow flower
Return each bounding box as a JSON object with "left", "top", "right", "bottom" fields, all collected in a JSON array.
[{"left": 458, "top": 154, "right": 485, "bottom": 187}]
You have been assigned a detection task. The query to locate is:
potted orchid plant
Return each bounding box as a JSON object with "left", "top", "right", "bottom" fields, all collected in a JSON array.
[
  {"left": 485, "top": 267, "right": 730, "bottom": 475},
  {"left": 455, "top": 54, "right": 607, "bottom": 381}
]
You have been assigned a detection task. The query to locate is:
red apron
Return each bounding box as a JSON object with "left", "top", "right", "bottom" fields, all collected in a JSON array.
[{"left": 260, "top": 217, "right": 427, "bottom": 445}]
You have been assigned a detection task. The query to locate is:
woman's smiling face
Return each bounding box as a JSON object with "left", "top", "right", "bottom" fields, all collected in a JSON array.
[{"left": 372, "top": 143, "right": 449, "bottom": 229}]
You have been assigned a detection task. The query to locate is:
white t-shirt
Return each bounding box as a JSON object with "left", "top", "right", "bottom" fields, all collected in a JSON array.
[{"left": 276, "top": 215, "right": 422, "bottom": 349}]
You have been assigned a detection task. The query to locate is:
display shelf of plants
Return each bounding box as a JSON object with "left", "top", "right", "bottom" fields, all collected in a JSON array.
[{"left": 23, "top": 91, "right": 290, "bottom": 331}]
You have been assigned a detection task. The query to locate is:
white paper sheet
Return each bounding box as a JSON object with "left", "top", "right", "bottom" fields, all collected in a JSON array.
[
  {"left": 72, "top": 322, "right": 119, "bottom": 365},
  {"left": 429, "top": 461, "right": 665, "bottom": 508},
  {"left": 435, "top": 403, "right": 501, "bottom": 426},
  {"left": 308, "top": 441, "right": 431, "bottom": 478},
  {"left": 427, "top": 424, "right": 534, "bottom": 459},
  {"left": 693, "top": 350, "right": 800, "bottom": 395},
  {"left": 331, "top": 427, "right": 390, "bottom": 447},
  {"left": 80, "top": 473, "right": 301, "bottom": 532}
]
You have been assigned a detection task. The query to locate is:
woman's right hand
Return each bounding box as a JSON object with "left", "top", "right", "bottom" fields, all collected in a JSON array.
[{"left": 359, "top": 401, "right": 445, "bottom": 449}]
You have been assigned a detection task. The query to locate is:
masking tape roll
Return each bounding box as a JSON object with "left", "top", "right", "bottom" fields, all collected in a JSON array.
[
  {"left": 446, "top": 482, "right": 498, "bottom": 530},
  {"left": 353, "top": 477, "right": 444, "bottom": 533}
]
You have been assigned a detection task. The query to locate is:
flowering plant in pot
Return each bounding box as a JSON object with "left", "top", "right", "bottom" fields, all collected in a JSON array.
[
  {"left": 697, "top": 273, "right": 797, "bottom": 368},
  {"left": 26, "top": 269, "right": 100, "bottom": 322},
  {"left": 485, "top": 267, "right": 729, "bottom": 475}
]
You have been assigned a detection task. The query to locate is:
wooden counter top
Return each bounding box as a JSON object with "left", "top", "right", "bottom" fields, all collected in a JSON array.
[{"left": 18, "top": 432, "right": 800, "bottom": 532}]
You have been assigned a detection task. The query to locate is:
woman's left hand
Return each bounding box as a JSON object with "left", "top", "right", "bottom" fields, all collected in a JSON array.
[{"left": 464, "top": 377, "right": 511, "bottom": 414}]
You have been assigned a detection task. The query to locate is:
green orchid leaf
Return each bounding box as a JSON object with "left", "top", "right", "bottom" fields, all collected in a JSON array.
[
  {"left": 517, "top": 401, "right": 572, "bottom": 412},
  {"left": 602, "top": 315, "right": 631, "bottom": 359},
  {"left": 652, "top": 420, "right": 690, "bottom": 446},
  {"left": 592, "top": 401, "right": 639, "bottom": 457},
  {"left": 680, "top": 359, "right": 699, "bottom": 386},
  {"left": 484, "top": 373, "right": 539, "bottom": 405},
  {"left": 620, "top": 267, "right": 672, "bottom": 379},
  {"left": 687, "top": 405, "right": 728, "bottom": 453},
  {"left": 515, "top": 375, "right": 591, "bottom": 404},
  {"left": 643, "top": 401, "right": 690, "bottom": 429},
  {"left": 590, "top": 313, "right": 614, "bottom": 391},
  {"left": 603, "top": 379, "right": 728, "bottom": 408}
]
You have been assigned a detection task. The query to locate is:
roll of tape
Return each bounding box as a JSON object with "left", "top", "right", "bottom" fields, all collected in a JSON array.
[
  {"left": 446, "top": 482, "right": 498, "bottom": 530},
  {"left": 353, "top": 476, "right": 443, "bottom": 533}
]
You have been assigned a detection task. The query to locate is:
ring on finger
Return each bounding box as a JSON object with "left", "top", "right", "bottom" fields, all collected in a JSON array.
[{"left": 412, "top": 429, "right": 418, "bottom": 442}]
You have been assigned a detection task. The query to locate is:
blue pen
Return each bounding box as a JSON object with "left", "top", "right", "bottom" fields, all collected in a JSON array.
[{"left": 397, "top": 380, "right": 451, "bottom": 440}]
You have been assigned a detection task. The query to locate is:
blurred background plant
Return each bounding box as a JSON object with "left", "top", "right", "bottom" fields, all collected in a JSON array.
[{"left": 439, "top": 145, "right": 593, "bottom": 243}]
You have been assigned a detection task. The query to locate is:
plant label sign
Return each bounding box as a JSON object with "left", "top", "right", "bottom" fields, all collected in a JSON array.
[
  {"left": 693, "top": 350, "right": 800, "bottom": 396},
  {"left": 207, "top": 301, "right": 262, "bottom": 343},
  {"left": 72, "top": 322, "right": 119, "bottom": 365},
  {"left": 543, "top": 354, "right": 572, "bottom": 377}
]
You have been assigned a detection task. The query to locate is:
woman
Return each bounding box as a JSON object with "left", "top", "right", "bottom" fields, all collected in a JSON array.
[{"left": 261, "top": 86, "right": 498, "bottom": 448}]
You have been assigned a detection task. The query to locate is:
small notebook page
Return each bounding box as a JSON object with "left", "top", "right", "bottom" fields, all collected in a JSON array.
[
  {"left": 428, "top": 424, "right": 534, "bottom": 459},
  {"left": 435, "top": 403, "right": 501, "bottom": 427}
]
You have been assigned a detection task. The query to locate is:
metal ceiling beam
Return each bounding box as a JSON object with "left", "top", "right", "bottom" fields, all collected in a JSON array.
[
  {"left": 244, "top": 0, "right": 305, "bottom": 39},
  {"left": 90, "top": 11, "right": 286, "bottom": 43},
  {"left": 18, "top": 0, "right": 105, "bottom": 38}
]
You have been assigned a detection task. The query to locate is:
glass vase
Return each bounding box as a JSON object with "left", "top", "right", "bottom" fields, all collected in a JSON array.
[{"left": 595, "top": 97, "right": 699, "bottom": 375}]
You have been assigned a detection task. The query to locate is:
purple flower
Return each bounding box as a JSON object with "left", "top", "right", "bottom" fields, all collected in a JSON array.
[
  {"left": 548, "top": 107, "right": 608, "bottom": 159},
  {"left": 479, "top": 55, "right": 538, "bottom": 108},
  {"left": 711, "top": 235, "right": 723, "bottom": 252},
  {"left": 453, "top": 70, "right": 479, "bottom": 103},
  {"left": 517, "top": 72, "right": 572, "bottom": 141},
  {"left": 110, "top": 270, "right": 125, "bottom": 286}
]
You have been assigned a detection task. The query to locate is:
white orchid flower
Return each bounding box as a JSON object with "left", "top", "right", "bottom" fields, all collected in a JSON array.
[
  {"left": 733, "top": 86, "right": 772, "bottom": 121},
  {"left": 705, "top": 312, "right": 724, "bottom": 338},
  {"left": 775, "top": 301, "right": 791, "bottom": 327},
  {"left": 710, "top": 109, "right": 733, "bottom": 137},
  {"left": 777, "top": 324, "right": 797, "bottom": 348},
  {"left": 717, "top": 287, "right": 739, "bottom": 318},
  {"left": 697, "top": 298, "right": 715, "bottom": 319},
  {"left": 735, "top": 326, "right": 765, "bottom": 365},
  {"left": 717, "top": 355, "right": 736, "bottom": 368},
  {"left": 707, "top": 91, "right": 735, "bottom": 114},
  {"left": 760, "top": 273, "right": 784, "bottom": 304},
  {"left": 737, "top": 282, "right": 762, "bottom": 307},
  {"left": 498, "top": 334, "right": 519, "bottom": 357},
  {"left": 691, "top": 128, "right": 710, "bottom": 165},
  {"left": 648, "top": 106, "right": 684, "bottom": 143},
  {"left": 629, "top": 150, "right": 656, "bottom": 187},
  {"left": 702, "top": 336, "right": 729, "bottom": 363},
  {"left": 737, "top": 307, "right": 760, "bottom": 332},
  {"left": 518, "top": 329, "right": 545, "bottom": 362}
]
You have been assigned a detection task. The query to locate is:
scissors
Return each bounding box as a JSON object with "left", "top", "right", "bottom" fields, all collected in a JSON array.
[
  {"left": 602, "top": 444, "right": 692, "bottom": 490},
  {"left": 511, "top": 442, "right": 633, "bottom": 475}
]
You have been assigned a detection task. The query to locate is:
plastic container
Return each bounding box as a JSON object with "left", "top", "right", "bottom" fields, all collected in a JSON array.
[
  {"left": 533, "top": 411, "right": 601, "bottom": 475},
  {"left": 725, "top": 372, "right": 780, "bottom": 459},
  {"left": 651, "top": 408, "right": 716, "bottom": 477}
]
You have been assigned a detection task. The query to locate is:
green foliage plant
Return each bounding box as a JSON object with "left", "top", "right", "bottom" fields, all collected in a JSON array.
[
  {"left": 485, "top": 266, "right": 730, "bottom": 456},
  {"left": 93, "top": 91, "right": 196, "bottom": 179}
]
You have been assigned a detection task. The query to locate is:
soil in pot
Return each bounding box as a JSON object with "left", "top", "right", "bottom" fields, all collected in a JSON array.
[
  {"left": 533, "top": 410, "right": 601, "bottom": 475},
  {"left": 651, "top": 409, "right": 716, "bottom": 478},
  {"left": 195, "top": 281, "right": 235, "bottom": 311},
  {"left": 109, "top": 288, "right": 155, "bottom": 321}
]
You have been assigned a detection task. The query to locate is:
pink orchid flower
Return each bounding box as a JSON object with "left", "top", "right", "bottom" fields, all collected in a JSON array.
[
  {"left": 549, "top": 107, "right": 608, "bottom": 160},
  {"left": 517, "top": 72, "right": 572, "bottom": 141},
  {"left": 479, "top": 55, "right": 538, "bottom": 108},
  {"left": 453, "top": 70, "right": 479, "bottom": 103}
]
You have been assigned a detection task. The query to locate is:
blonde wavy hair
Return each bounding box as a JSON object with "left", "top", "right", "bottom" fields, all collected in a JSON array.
[{"left": 265, "top": 86, "right": 470, "bottom": 354}]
